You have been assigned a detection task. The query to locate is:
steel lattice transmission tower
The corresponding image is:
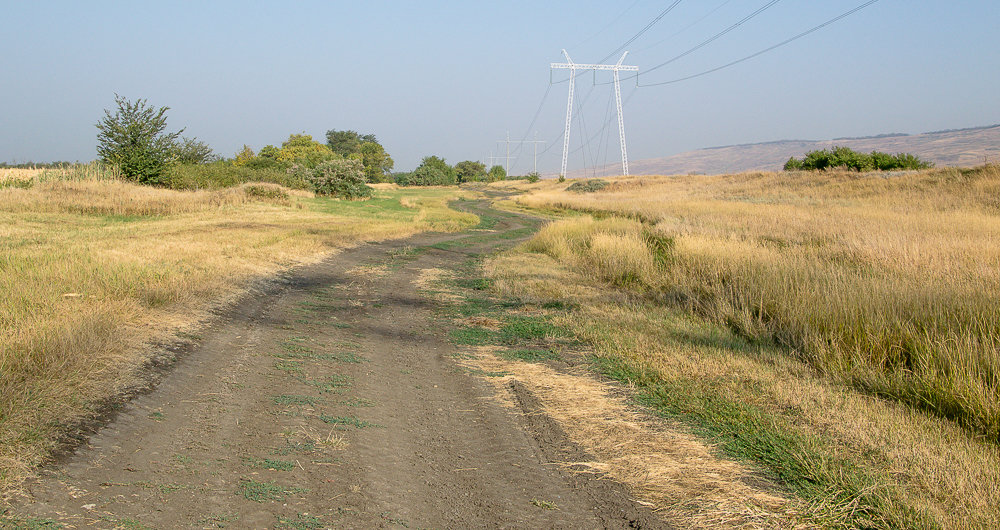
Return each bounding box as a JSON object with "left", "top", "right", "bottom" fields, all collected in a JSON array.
[{"left": 551, "top": 50, "right": 638, "bottom": 178}]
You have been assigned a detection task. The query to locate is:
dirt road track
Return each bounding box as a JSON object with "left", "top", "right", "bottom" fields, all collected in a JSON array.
[{"left": 8, "top": 199, "right": 667, "bottom": 529}]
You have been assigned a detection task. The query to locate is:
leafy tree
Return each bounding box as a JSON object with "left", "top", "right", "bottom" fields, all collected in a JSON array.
[
  {"left": 403, "top": 156, "right": 456, "bottom": 186},
  {"left": 325, "top": 129, "right": 377, "bottom": 157},
  {"left": 172, "top": 136, "right": 216, "bottom": 164},
  {"left": 258, "top": 145, "right": 280, "bottom": 160},
  {"left": 277, "top": 134, "right": 337, "bottom": 168},
  {"left": 96, "top": 94, "right": 183, "bottom": 184},
  {"left": 454, "top": 160, "right": 487, "bottom": 183},
  {"left": 233, "top": 145, "right": 256, "bottom": 166},
  {"left": 487, "top": 165, "right": 506, "bottom": 182},
  {"left": 359, "top": 141, "right": 394, "bottom": 183},
  {"left": 307, "top": 159, "right": 373, "bottom": 199}
]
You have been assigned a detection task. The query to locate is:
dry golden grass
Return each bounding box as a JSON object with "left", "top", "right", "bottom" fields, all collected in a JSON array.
[
  {"left": 483, "top": 250, "right": 1000, "bottom": 528},
  {"left": 0, "top": 174, "right": 475, "bottom": 498},
  {"left": 466, "top": 346, "right": 795, "bottom": 527},
  {"left": 508, "top": 166, "right": 1000, "bottom": 442}
]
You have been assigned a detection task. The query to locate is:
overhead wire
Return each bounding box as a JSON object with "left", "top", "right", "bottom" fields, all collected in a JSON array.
[
  {"left": 634, "top": 0, "right": 735, "bottom": 52},
  {"left": 640, "top": 0, "right": 883, "bottom": 86},
  {"left": 600, "top": 0, "right": 685, "bottom": 63}
]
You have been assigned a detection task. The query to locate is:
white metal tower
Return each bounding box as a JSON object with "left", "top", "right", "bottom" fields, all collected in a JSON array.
[{"left": 551, "top": 50, "right": 638, "bottom": 178}]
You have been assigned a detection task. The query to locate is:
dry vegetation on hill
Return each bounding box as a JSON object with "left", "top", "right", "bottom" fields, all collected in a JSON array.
[
  {"left": 0, "top": 167, "right": 476, "bottom": 497},
  {"left": 488, "top": 165, "right": 1000, "bottom": 526}
]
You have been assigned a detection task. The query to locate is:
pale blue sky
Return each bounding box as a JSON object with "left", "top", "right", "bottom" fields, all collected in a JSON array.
[{"left": 2, "top": 1, "right": 998, "bottom": 172}]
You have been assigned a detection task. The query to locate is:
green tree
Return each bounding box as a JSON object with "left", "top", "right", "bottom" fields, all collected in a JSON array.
[
  {"left": 172, "top": 136, "right": 216, "bottom": 164},
  {"left": 359, "top": 141, "right": 394, "bottom": 183},
  {"left": 308, "top": 159, "right": 373, "bottom": 199},
  {"left": 325, "top": 129, "right": 378, "bottom": 157},
  {"left": 487, "top": 165, "right": 506, "bottom": 182},
  {"left": 454, "top": 160, "right": 487, "bottom": 183},
  {"left": 96, "top": 94, "right": 183, "bottom": 184},
  {"left": 277, "top": 134, "right": 337, "bottom": 168},
  {"left": 405, "top": 156, "right": 456, "bottom": 186}
]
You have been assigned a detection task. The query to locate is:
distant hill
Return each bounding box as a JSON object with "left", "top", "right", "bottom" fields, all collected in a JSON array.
[{"left": 564, "top": 124, "right": 1000, "bottom": 177}]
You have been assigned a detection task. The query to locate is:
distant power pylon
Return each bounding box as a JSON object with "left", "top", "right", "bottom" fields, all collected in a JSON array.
[
  {"left": 551, "top": 50, "right": 638, "bottom": 177},
  {"left": 496, "top": 131, "right": 546, "bottom": 175}
]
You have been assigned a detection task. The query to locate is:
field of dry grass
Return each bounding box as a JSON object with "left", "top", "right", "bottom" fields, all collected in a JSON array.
[
  {"left": 505, "top": 166, "right": 1000, "bottom": 441},
  {"left": 0, "top": 169, "right": 476, "bottom": 497},
  {"left": 482, "top": 165, "right": 1000, "bottom": 526}
]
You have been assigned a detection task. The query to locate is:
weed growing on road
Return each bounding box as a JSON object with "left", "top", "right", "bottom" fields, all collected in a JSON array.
[
  {"left": 273, "top": 395, "right": 322, "bottom": 406},
  {"left": 319, "top": 415, "right": 379, "bottom": 429},
  {"left": 275, "top": 513, "right": 324, "bottom": 530},
  {"left": 236, "top": 478, "right": 307, "bottom": 502},
  {"left": 241, "top": 456, "right": 296, "bottom": 471}
]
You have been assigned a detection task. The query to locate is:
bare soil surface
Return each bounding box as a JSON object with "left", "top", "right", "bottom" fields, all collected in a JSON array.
[{"left": 8, "top": 199, "right": 667, "bottom": 529}]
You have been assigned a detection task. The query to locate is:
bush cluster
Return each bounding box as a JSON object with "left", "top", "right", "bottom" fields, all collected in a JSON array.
[
  {"left": 301, "top": 159, "right": 373, "bottom": 200},
  {"left": 784, "top": 147, "right": 932, "bottom": 172},
  {"left": 566, "top": 179, "right": 608, "bottom": 193}
]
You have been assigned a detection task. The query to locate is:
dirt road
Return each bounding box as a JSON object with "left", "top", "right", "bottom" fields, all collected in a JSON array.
[{"left": 8, "top": 199, "right": 666, "bottom": 529}]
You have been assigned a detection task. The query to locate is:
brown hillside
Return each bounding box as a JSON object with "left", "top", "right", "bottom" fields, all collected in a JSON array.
[{"left": 566, "top": 124, "right": 1000, "bottom": 177}]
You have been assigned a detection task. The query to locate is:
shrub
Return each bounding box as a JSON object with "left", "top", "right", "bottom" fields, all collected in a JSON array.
[
  {"left": 163, "top": 161, "right": 308, "bottom": 190},
  {"left": 566, "top": 179, "right": 609, "bottom": 193},
  {"left": 785, "top": 147, "right": 932, "bottom": 172},
  {"left": 525, "top": 171, "right": 541, "bottom": 183},
  {"left": 172, "top": 137, "right": 217, "bottom": 164},
  {"left": 96, "top": 94, "right": 183, "bottom": 185},
  {"left": 488, "top": 165, "right": 507, "bottom": 182},
  {"left": 307, "top": 159, "right": 372, "bottom": 199}
]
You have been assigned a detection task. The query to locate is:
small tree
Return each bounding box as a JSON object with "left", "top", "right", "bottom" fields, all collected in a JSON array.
[
  {"left": 455, "top": 160, "right": 487, "bottom": 183},
  {"left": 487, "top": 165, "right": 506, "bottom": 182},
  {"left": 96, "top": 94, "right": 183, "bottom": 184},
  {"left": 173, "top": 137, "right": 216, "bottom": 164},
  {"left": 308, "top": 159, "right": 373, "bottom": 199},
  {"left": 359, "top": 141, "right": 394, "bottom": 183}
]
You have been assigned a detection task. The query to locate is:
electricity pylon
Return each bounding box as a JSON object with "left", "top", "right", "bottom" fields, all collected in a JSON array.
[
  {"left": 497, "top": 131, "right": 546, "bottom": 174},
  {"left": 551, "top": 50, "right": 638, "bottom": 178}
]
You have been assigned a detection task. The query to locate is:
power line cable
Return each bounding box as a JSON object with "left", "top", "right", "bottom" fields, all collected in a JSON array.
[
  {"left": 634, "top": 0, "right": 735, "bottom": 52},
  {"left": 600, "top": 0, "right": 685, "bottom": 63},
  {"left": 640, "top": 0, "right": 883, "bottom": 86}
]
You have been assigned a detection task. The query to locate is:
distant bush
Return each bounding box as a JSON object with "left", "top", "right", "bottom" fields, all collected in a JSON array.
[
  {"left": 241, "top": 183, "right": 290, "bottom": 204},
  {"left": 96, "top": 95, "right": 182, "bottom": 185},
  {"left": 566, "top": 179, "right": 609, "bottom": 193},
  {"left": 306, "top": 159, "right": 372, "bottom": 200},
  {"left": 488, "top": 165, "right": 506, "bottom": 182},
  {"left": 525, "top": 171, "right": 541, "bottom": 183},
  {"left": 398, "top": 156, "right": 457, "bottom": 186},
  {"left": 163, "top": 161, "right": 309, "bottom": 190},
  {"left": 785, "top": 147, "right": 932, "bottom": 172}
]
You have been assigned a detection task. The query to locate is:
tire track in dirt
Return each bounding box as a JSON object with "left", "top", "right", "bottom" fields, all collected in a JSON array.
[{"left": 6, "top": 198, "right": 667, "bottom": 529}]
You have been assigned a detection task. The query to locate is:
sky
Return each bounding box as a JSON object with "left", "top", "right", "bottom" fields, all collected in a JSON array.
[{"left": 2, "top": 1, "right": 999, "bottom": 173}]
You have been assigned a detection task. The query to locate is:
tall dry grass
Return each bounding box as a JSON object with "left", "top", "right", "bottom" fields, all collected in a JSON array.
[
  {"left": 514, "top": 165, "right": 1000, "bottom": 441},
  {"left": 0, "top": 170, "right": 475, "bottom": 498}
]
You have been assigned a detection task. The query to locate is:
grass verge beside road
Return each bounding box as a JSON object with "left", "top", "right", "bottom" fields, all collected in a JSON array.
[{"left": 0, "top": 173, "right": 475, "bottom": 499}]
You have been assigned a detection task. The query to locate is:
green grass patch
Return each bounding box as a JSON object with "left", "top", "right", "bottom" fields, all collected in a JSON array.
[
  {"left": 0, "top": 515, "right": 63, "bottom": 529},
  {"left": 593, "top": 355, "right": 932, "bottom": 528},
  {"left": 448, "top": 326, "right": 495, "bottom": 345},
  {"left": 501, "top": 349, "right": 561, "bottom": 362},
  {"left": 273, "top": 394, "right": 322, "bottom": 406},
  {"left": 298, "top": 374, "right": 352, "bottom": 393},
  {"left": 241, "top": 456, "right": 296, "bottom": 471},
  {"left": 236, "top": 478, "right": 307, "bottom": 503},
  {"left": 273, "top": 360, "right": 304, "bottom": 374},
  {"left": 319, "top": 415, "right": 379, "bottom": 428},
  {"left": 275, "top": 513, "right": 324, "bottom": 530}
]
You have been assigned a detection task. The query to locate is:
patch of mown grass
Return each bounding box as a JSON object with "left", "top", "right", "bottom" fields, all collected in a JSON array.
[
  {"left": 501, "top": 349, "right": 561, "bottom": 363},
  {"left": 497, "top": 315, "right": 565, "bottom": 344},
  {"left": 241, "top": 456, "right": 296, "bottom": 471},
  {"left": 592, "top": 354, "right": 933, "bottom": 528},
  {"left": 273, "top": 394, "right": 322, "bottom": 406},
  {"left": 275, "top": 513, "right": 324, "bottom": 530},
  {"left": 236, "top": 478, "right": 308, "bottom": 503},
  {"left": 448, "top": 326, "right": 495, "bottom": 346},
  {"left": 319, "top": 415, "right": 379, "bottom": 428}
]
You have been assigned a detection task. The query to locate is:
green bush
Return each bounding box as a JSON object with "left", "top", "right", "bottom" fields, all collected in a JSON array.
[
  {"left": 400, "top": 156, "right": 456, "bottom": 186},
  {"left": 525, "top": 171, "right": 541, "bottom": 183},
  {"left": 307, "top": 159, "right": 373, "bottom": 199},
  {"left": 163, "top": 161, "right": 308, "bottom": 190},
  {"left": 96, "top": 94, "right": 182, "bottom": 185},
  {"left": 566, "top": 179, "right": 608, "bottom": 193},
  {"left": 785, "top": 147, "right": 932, "bottom": 172},
  {"left": 487, "top": 165, "right": 506, "bottom": 182}
]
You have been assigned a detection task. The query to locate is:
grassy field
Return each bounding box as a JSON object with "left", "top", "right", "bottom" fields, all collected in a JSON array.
[
  {"left": 0, "top": 168, "right": 476, "bottom": 497},
  {"left": 484, "top": 166, "right": 1000, "bottom": 527}
]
